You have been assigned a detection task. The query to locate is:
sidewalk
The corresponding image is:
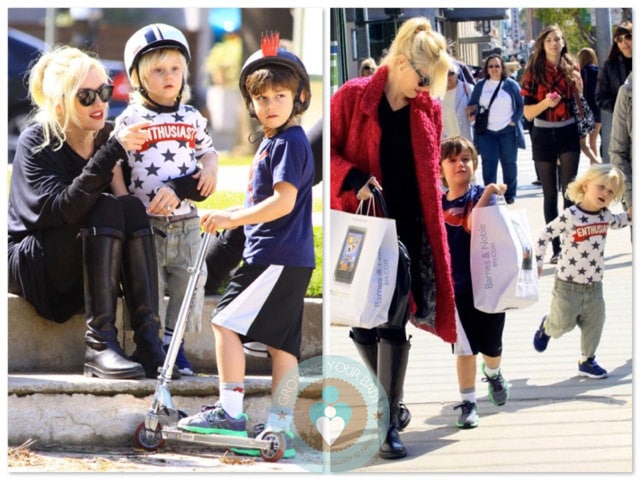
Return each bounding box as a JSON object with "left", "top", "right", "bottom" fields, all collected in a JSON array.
[{"left": 329, "top": 134, "right": 633, "bottom": 473}]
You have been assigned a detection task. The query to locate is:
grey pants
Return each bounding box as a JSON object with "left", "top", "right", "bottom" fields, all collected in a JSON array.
[
  {"left": 150, "top": 216, "right": 206, "bottom": 333},
  {"left": 545, "top": 277, "right": 605, "bottom": 358}
]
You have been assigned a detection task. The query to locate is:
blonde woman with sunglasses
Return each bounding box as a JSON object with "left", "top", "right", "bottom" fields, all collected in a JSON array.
[
  {"left": 8, "top": 46, "right": 172, "bottom": 380},
  {"left": 331, "top": 16, "right": 456, "bottom": 459}
]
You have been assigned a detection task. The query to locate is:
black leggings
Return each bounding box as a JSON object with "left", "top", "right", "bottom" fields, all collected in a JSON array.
[
  {"left": 536, "top": 152, "right": 580, "bottom": 256},
  {"left": 44, "top": 195, "right": 149, "bottom": 291},
  {"left": 351, "top": 326, "right": 407, "bottom": 345}
]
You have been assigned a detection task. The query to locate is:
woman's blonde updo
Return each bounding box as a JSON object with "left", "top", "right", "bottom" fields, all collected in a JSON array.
[
  {"left": 381, "top": 16, "right": 452, "bottom": 98},
  {"left": 28, "top": 46, "right": 109, "bottom": 151}
]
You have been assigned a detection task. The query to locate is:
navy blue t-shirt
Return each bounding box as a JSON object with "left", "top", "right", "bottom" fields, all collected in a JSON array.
[
  {"left": 442, "top": 184, "right": 490, "bottom": 294},
  {"left": 243, "top": 125, "right": 315, "bottom": 267}
]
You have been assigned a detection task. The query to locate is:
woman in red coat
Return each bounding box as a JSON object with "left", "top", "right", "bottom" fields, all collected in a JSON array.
[{"left": 330, "top": 17, "right": 456, "bottom": 459}]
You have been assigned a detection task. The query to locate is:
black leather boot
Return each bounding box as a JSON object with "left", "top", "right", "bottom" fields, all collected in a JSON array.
[
  {"left": 121, "top": 227, "right": 173, "bottom": 379},
  {"left": 82, "top": 228, "right": 145, "bottom": 379},
  {"left": 377, "top": 338, "right": 411, "bottom": 459},
  {"left": 350, "top": 331, "right": 411, "bottom": 431}
]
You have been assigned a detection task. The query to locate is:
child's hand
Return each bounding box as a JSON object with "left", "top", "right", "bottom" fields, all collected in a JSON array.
[
  {"left": 201, "top": 210, "right": 235, "bottom": 233},
  {"left": 115, "top": 120, "right": 152, "bottom": 151},
  {"left": 147, "top": 185, "right": 180, "bottom": 216},
  {"left": 486, "top": 183, "right": 507, "bottom": 196},
  {"left": 193, "top": 164, "right": 218, "bottom": 198}
]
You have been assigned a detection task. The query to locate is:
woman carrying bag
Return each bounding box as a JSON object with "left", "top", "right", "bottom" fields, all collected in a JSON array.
[
  {"left": 466, "top": 54, "right": 525, "bottom": 205},
  {"left": 330, "top": 17, "right": 456, "bottom": 460}
]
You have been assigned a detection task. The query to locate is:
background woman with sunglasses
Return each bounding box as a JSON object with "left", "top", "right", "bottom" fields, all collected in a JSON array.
[
  {"left": 8, "top": 46, "right": 170, "bottom": 380},
  {"left": 466, "top": 54, "right": 525, "bottom": 205},
  {"left": 330, "top": 16, "right": 456, "bottom": 460},
  {"left": 596, "top": 21, "right": 632, "bottom": 163}
]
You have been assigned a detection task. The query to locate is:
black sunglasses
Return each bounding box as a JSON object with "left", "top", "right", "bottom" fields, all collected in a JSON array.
[
  {"left": 615, "top": 33, "right": 632, "bottom": 43},
  {"left": 410, "top": 61, "right": 431, "bottom": 87},
  {"left": 76, "top": 83, "right": 114, "bottom": 107}
]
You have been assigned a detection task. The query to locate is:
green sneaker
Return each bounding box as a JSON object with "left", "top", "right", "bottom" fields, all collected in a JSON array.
[
  {"left": 177, "top": 403, "right": 248, "bottom": 437},
  {"left": 231, "top": 424, "right": 295, "bottom": 458}
]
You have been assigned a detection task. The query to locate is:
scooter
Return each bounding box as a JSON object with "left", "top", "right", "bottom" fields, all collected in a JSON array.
[{"left": 133, "top": 231, "right": 286, "bottom": 462}]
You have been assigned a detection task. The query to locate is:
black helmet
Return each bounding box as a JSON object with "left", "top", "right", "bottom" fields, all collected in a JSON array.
[{"left": 238, "top": 31, "right": 311, "bottom": 117}]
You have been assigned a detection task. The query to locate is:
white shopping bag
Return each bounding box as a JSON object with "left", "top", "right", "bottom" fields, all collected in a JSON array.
[
  {"left": 329, "top": 206, "right": 399, "bottom": 328},
  {"left": 470, "top": 199, "right": 538, "bottom": 313}
]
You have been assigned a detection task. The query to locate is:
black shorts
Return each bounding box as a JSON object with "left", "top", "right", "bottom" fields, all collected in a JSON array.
[
  {"left": 212, "top": 262, "right": 313, "bottom": 358},
  {"left": 531, "top": 123, "right": 580, "bottom": 163},
  {"left": 453, "top": 290, "right": 505, "bottom": 357}
]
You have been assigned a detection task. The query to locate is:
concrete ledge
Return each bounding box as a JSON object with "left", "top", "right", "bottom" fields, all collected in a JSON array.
[
  {"left": 8, "top": 294, "right": 322, "bottom": 375},
  {"left": 8, "top": 374, "right": 272, "bottom": 447}
]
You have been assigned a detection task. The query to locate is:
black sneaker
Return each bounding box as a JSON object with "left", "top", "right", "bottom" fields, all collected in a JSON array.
[
  {"left": 177, "top": 403, "right": 248, "bottom": 437},
  {"left": 533, "top": 315, "right": 551, "bottom": 352},
  {"left": 481, "top": 362, "right": 510, "bottom": 406},
  {"left": 454, "top": 401, "right": 479, "bottom": 429}
]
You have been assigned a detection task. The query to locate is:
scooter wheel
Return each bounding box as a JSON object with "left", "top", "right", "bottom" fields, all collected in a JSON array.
[
  {"left": 260, "top": 431, "right": 285, "bottom": 462},
  {"left": 134, "top": 422, "right": 165, "bottom": 451}
]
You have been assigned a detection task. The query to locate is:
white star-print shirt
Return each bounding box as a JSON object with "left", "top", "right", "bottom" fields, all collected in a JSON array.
[
  {"left": 535, "top": 204, "right": 631, "bottom": 284},
  {"left": 113, "top": 103, "right": 217, "bottom": 216}
]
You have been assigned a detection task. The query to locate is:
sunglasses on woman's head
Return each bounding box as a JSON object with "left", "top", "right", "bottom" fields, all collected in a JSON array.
[
  {"left": 615, "top": 33, "right": 632, "bottom": 43},
  {"left": 76, "top": 83, "right": 114, "bottom": 107},
  {"left": 409, "top": 61, "right": 431, "bottom": 87}
]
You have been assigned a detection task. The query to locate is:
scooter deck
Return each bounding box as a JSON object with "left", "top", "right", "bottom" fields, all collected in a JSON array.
[{"left": 161, "top": 428, "right": 272, "bottom": 450}]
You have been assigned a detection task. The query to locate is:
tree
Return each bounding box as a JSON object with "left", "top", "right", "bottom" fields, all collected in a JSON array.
[{"left": 534, "top": 8, "right": 596, "bottom": 53}]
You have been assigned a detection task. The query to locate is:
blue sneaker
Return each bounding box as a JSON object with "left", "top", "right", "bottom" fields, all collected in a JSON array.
[
  {"left": 481, "top": 362, "right": 510, "bottom": 407},
  {"left": 231, "top": 424, "right": 295, "bottom": 458},
  {"left": 578, "top": 357, "right": 608, "bottom": 379},
  {"left": 164, "top": 341, "right": 194, "bottom": 376},
  {"left": 533, "top": 315, "right": 551, "bottom": 352},
  {"left": 454, "top": 401, "right": 479, "bottom": 429},
  {"left": 177, "top": 403, "right": 248, "bottom": 437}
]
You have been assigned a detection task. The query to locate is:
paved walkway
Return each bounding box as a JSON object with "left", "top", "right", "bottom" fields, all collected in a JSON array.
[{"left": 329, "top": 134, "right": 633, "bottom": 473}]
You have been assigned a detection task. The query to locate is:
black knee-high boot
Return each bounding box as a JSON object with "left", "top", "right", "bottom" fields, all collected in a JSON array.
[
  {"left": 82, "top": 228, "right": 145, "bottom": 379},
  {"left": 350, "top": 331, "right": 412, "bottom": 431},
  {"left": 377, "top": 338, "right": 411, "bottom": 459},
  {"left": 121, "top": 227, "right": 171, "bottom": 379}
]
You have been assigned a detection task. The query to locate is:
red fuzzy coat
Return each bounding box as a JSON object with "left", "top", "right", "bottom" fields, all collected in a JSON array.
[{"left": 330, "top": 66, "right": 456, "bottom": 343}]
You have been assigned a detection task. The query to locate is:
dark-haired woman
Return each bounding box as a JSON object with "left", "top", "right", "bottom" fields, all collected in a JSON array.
[{"left": 520, "top": 25, "right": 583, "bottom": 263}]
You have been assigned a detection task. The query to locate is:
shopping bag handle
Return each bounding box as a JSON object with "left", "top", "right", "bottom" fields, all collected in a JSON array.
[{"left": 369, "top": 186, "right": 390, "bottom": 218}]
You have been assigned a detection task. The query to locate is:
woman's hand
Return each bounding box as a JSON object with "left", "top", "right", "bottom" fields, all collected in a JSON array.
[
  {"left": 115, "top": 120, "right": 152, "bottom": 151},
  {"left": 545, "top": 92, "right": 562, "bottom": 110},
  {"left": 356, "top": 177, "right": 382, "bottom": 201}
]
